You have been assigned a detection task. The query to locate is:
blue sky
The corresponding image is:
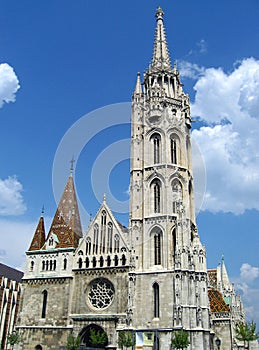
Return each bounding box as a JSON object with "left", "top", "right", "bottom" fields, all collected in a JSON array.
[{"left": 0, "top": 0, "right": 259, "bottom": 324}]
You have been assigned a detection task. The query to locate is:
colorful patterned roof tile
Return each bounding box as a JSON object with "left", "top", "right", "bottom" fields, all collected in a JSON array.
[{"left": 208, "top": 288, "right": 230, "bottom": 313}]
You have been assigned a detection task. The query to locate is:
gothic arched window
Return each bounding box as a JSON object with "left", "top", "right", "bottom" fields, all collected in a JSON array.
[
  {"left": 63, "top": 258, "right": 67, "bottom": 270},
  {"left": 86, "top": 237, "right": 91, "bottom": 255},
  {"left": 107, "top": 222, "right": 113, "bottom": 253},
  {"left": 151, "top": 133, "right": 161, "bottom": 164},
  {"left": 101, "top": 210, "right": 107, "bottom": 254},
  {"left": 172, "top": 179, "right": 183, "bottom": 213},
  {"left": 41, "top": 290, "right": 48, "bottom": 318},
  {"left": 114, "top": 234, "right": 120, "bottom": 253},
  {"left": 153, "top": 283, "right": 160, "bottom": 318},
  {"left": 78, "top": 257, "right": 83, "bottom": 269},
  {"left": 93, "top": 224, "right": 99, "bottom": 254},
  {"left": 154, "top": 233, "right": 162, "bottom": 265},
  {"left": 151, "top": 179, "right": 161, "bottom": 213},
  {"left": 170, "top": 134, "right": 180, "bottom": 164}
]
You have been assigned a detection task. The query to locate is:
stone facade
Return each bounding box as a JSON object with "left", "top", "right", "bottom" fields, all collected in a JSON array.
[{"left": 15, "top": 7, "right": 254, "bottom": 350}]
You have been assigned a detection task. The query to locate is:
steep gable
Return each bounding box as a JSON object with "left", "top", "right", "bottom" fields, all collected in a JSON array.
[{"left": 75, "top": 199, "right": 129, "bottom": 270}]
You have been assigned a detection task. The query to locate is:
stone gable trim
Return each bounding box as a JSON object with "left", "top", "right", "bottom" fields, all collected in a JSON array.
[
  {"left": 22, "top": 277, "right": 72, "bottom": 285},
  {"left": 26, "top": 247, "right": 75, "bottom": 255},
  {"left": 74, "top": 267, "right": 129, "bottom": 276}
]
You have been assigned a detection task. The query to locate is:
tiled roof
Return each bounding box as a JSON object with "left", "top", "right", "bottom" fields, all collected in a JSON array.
[
  {"left": 208, "top": 288, "right": 230, "bottom": 313},
  {"left": 0, "top": 262, "right": 23, "bottom": 282},
  {"left": 45, "top": 174, "right": 82, "bottom": 249},
  {"left": 28, "top": 216, "right": 45, "bottom": 251}
]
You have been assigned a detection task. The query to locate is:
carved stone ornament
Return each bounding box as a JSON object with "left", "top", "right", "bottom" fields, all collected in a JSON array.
[{"left": 88, "top": 278, "right": 115, "bottom": 309}]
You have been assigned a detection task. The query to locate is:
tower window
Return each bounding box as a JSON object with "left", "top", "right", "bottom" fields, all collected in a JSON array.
[
  {"left": 172, "top": 179, "right": 183, "bottom": 213},
  {"left": 171, "top": 138, "right": 177, "bottom": 164},
  {"left": 151, "top": 179, "right": 161, "bottom": 213},
  {"left": 154, "top": 233, "right": 162, "bottom": 265},
  {"left": 153, "top": 283, "right": 160, "bottom": 318},
  {"left": 63, "top": 258, "right": 67, "bottom": 270},
  {"left": 41, "top": 290, "right": 48, "bottom": 318},
  {"left": 151, "top": 133, "right": 161, "bottom": 164}
]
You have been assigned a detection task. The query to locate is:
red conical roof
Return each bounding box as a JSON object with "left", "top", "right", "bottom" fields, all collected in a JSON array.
[
  {"left": 45, "top": 173, "right": 82, "bottom": 249},
  {"left": 28, "top": 215, "right": 46, "bottom": 251}
]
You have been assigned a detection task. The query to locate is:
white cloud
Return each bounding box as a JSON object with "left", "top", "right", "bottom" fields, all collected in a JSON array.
[
  {"left": 240, "top": 263, "right": 259, "bottom": 284},
  {"left": 0, "top": 219, "right": 37, "bottom": 271},
  {"left": 0, "top": 216, "right": 52, "bottom": 271},
  {"left": 178, "top": 60, "right": 205, "bottom": 79},
  {"left": 197, "top": 39, "right": 207, "bottom": 54},
  {"left": 0, "top": 63, "right": 20, "bottom": 108},
  {"left": 0, "top": 176, "right": 27, "bottom": 215},
  {"left": 234, "top": 263, "right": 259, "bottom": 323},
  {"left": 191, "top": 57, "right": 259, "bottom": 214}
]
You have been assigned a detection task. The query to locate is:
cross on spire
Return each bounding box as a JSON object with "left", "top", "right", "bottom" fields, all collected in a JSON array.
[{"left": 70, "top": 156, "right": 75, "bottom": 175}]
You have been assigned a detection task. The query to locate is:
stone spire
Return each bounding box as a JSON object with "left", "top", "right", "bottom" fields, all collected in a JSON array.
[
  {"left": 151, "top": 7, "right": 171, "bottom": 70},
  {"left": 133, "top": 72, "right": 142, "bottom": 95},
  {"left": 45, "top": 173, "right": 82, "bottom": 249},
  {"left": 28, "top": 212, "right": 46, "bottom": 251},
  {"left": 221, "top": 255, "right": 232, "bottom": 291}
]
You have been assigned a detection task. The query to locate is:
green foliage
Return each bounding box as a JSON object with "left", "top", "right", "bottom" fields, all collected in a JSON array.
[
  {"left": 7, "top": 331, "right": 21, "bottom": 348},
  {"left": 235, "top": 321, "right": 259, "bottom": 348},
  {"left": 118, "top": 331, "right": 135, "bottom": 349},
  {"left": 66, "top": 334, "right": 81, "bottom": 350},
  {"left": 89, "top": 328, "right": 108, "bottom": 346},
  {"left": 171, "top": 330, "right": 190, "bottom": 349}
]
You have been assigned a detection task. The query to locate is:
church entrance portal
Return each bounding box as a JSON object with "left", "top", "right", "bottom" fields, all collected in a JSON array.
[{"left": 79, "top": 324, "right": 108, "bottom": 349}]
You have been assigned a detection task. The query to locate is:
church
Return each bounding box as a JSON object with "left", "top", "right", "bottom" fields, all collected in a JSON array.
[{"left": 16, "top": 8, "right": 252, "bottom": 350}]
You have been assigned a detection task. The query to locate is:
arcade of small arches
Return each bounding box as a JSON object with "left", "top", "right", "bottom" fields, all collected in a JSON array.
[{"left": 77, "top": 253, "right": 127, "bottom": 269}]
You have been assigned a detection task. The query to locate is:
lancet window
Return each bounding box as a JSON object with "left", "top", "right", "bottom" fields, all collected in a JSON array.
[
  {"left": 100, "top": 210, "right": 107, "bottom": 254},
  {"left": 170, "top": 134, "right": 180, "bottom": 164},
  {"left": 93, "top": 224, "right": 99, "bottom": 254},
  {"left": 107, "top": 222, "right": 113, "bottom": 253},
  {"left": 172, "top": 179, "right": 183, "bottom": 213},
  {"left": 151, "top": 179, "right": 161, "bottom": 213},
  {"left": 41, "top": 290, "right": 48, "bottom": 318},
  {"left": 153, "top": 283, "right": 160, "bottom": 318},
  {"left": 151, "top": 133, "right": 161, "bottom": 164}
]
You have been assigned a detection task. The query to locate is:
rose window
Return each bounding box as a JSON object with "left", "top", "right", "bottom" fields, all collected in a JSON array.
[{"left": 88, "top": 278, "right": 115, "bottom": 309}]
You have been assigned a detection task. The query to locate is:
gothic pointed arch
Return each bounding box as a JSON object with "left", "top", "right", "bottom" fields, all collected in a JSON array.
[
  {"left": 153, "top": 282, "right": 160, "bottom": 318},
  {"left": 150, "top": 226, "right": 163, "bottom": 265},
  {"left": 79, "top": 324, "right": 108, "bottom": 348},
  {"left": 150, "top": 179, "right": 162, "bottom": 213},
  {"left": 172, "top": 178, "right": 183, "bottom": 213},
  {"left": 150, "top": 132, "right": 162, "bottom": 164}
]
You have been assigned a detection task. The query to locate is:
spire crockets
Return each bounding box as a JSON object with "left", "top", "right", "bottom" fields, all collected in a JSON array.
[
  {"left": 151, "top": 7, "right": 171, "bottom": 70},
  {"left": 28, "top": 212, "right": 46, "bottom": 251},
  {"left": 45, "top": 173, "right": 82, "bottom": 249}
]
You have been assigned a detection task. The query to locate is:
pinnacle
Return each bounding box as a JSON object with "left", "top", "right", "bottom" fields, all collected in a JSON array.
[{"left": 151, "top": 7, "right": 171, "bottom": 70}]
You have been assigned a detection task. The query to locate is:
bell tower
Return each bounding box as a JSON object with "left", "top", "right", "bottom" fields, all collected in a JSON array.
[{"left": 129, "top": 8, "right": 211, "bottom": 348}]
